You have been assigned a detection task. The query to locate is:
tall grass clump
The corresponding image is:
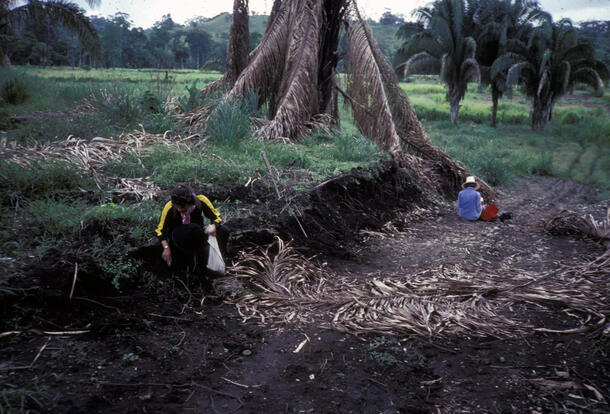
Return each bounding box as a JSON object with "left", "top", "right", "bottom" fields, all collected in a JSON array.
[
  {"left": 87, "top": 84, "right": 144, "bottom": 127},
  {"left": 463, "top": 142, "right": 515, "bottom": 186},
  {"left": 206, "top": 92, "right": 259, "bottom": 146}
]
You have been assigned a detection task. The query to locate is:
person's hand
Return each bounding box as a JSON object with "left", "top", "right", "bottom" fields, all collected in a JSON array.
[
  {"left": 162, "top": 246, "right": 172, "bottom": 265},
  {"left": 205, "top": 224, "right": 217, "bottom": 236}
]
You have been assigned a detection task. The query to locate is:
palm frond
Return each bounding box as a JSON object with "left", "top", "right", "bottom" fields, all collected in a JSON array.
[
  {"left": 10, "top": 0, "right": 101, "bottom": 58},
  {"left": 537, "top": 69, "right": 549, "bottom": 97},
  {"left": 561, "top": 42, "right": 594, "bottom": 64},
  {"left": 461, "top": 57, "right": 481, "bottom": 83},
  {"left": 258, "top": 0, "right": 323, "bottom": 139},
  {"left": 506, "top": 61, "right": 528, "bottom": 87},
  {"left": 395, "top": 31, "right": 444, "bottom": 61},
  {"left": 348, "top": 5, "right": 495, "bottom": 199},
  {"left": 440, "top": 53, "right": 452, "bottom": 84},
  {"left": 345, "top": 14, "right": 401, "bottom": 152},
  {"left": 462, "top": 36, "right": 475, "bottom": 58},
  {"left": 490, "top": 52, "right": 522, "bottom": 80},
  {"left": 572, "top": 68, "right": 603, "bottom": 96},
  {"left": 560, "top": 61, "right": 571, "bottom": 94},
  {"left": 430, "top": 13, "right": 454, "bottom": 55},
  {"left": 593, "top": 61, "right": 609, "bottom": 84},
  {"left": 538, "top": 48, "right": 551, "bottom": 75},
  {"left": 230, "top": 236, "right": 609, "bottom": 338},
  {"left": 222, "top": 3, "right": 291, "bottom": 103},
  {"left": 402, "top": 51, "right": 439, "bottom": 78}
]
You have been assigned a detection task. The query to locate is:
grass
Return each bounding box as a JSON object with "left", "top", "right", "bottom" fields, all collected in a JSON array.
[
  {"left": 0, "top": 67, "right": 608, "bottom": 293},
  {"left": 400, "top": 76, "right": 609, "bottom": 197}
]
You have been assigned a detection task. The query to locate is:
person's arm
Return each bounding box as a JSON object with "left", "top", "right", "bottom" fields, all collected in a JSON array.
[
  {"left": 475, "top": 192, "right": 483, "bottom": 214},
  {"left": 155, "top": 201, "right": 173, "bottom": 264},
  {"left": 197, "top": 195, "right": 222, "bottom": 235}
]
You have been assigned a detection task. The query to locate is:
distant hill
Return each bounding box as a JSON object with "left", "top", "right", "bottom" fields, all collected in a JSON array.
[
  {"left": 196, "top": 13, "right": 270, "bottom": 42},
  {"left": 195, "top": 12, "right": 403, "bottom": 61}
]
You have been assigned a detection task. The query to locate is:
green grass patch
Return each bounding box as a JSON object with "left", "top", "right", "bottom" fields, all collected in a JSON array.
[{"left": 0, "top": 159, "right": 99, "bottom": 206}]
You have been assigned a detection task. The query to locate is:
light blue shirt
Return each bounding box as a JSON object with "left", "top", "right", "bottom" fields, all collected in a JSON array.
[{"left": 457, "top": 187, "right": 482, "bottom": 220}]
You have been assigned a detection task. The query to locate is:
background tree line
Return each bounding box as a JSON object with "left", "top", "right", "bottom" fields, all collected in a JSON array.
[
  {"left": 3, "top": 10, "right": 264, "bottom": 69},
  {"left": 394, "top": 0, "right": 609, "bottom": 130}
]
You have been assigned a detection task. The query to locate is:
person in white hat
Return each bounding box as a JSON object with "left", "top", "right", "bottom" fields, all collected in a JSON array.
[{"left": 457, "top": 176, "right": 484, "bottom": 220}]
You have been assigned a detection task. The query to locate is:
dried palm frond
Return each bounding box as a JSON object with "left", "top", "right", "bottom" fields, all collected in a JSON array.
[
  {"left": 228, "top": 237, "right": 609, "bottom": 338},
  {"left": 225, "top": 2, "right": 292, "bottom": 106},
  {"left": 258, "top": 0, "right": 323, "bottom": 139},
  {"left": 2, "top": 130, "right": 199, "bottom": 200},
  {"left": 542, "top": 209, "right": 610, "bottom": 242},
  {"left": 346, "top": 4, "right": 495, "bottom": 201}
]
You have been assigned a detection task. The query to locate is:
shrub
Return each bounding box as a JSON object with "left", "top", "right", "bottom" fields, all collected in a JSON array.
[
  {"left": 22, "top": 200, "right": 82, "bottom": 236},
  {"left": 462, "top": 143, "right": 515, "bottom": 186},
  {"left": 1, "top": 75, "right": 30, "bottom": 105},
  {"left": 177, "top": 81, "right": 204, "bottom": 112},
  {"left": 142, "top": 112, "right": 175, "bottom": 134},
  {"left": 559, "top": 110, "right": 583, "bottom": 125},
  {"left": 140, "top": 90, "right": 164, "bottom": 114},
  {"left": 81, "top": 64, "right": 92, "bottom": 71}
]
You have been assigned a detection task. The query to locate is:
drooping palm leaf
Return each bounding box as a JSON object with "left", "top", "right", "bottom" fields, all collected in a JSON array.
[
  {"left": 345, "top": 11, "right": 401, "bottom": 152},
  {"left": 9, "top": 0, "right": 101, "bottom": 58},
  {"left": 347, "top": 3, "right": 494, "bottom": 199},
  {"left": 258, "top": 0, "right": 323, "bottom": 139}
]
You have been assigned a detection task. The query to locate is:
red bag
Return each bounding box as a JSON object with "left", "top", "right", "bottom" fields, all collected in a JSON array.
[{"left": 480, "top": 204, "right": 499, "bottom": 221}]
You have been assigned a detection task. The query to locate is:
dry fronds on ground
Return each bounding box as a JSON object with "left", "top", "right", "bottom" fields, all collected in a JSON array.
[
  {"left": 542, "top": 209, "right": 610, "bottom": 243},
  {"left": 226, "top": 237, "right": 609, "bottom": 338},
  {"left": 1, "top": 130, "right": 197, "bottom": 200}
]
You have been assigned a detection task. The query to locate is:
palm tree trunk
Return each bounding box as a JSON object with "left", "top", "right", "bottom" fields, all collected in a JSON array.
[
  {"left": 449, "top": 90, "right": 460, "bottom": 124},
  {"left": 491, "top": 87, "right": 499, "bottom": 128},
  {"left": 1, "top": 51, "right": 11, "bottom": 68},
  {"left": 226, "top": 0, "right": 250, "bottom": 83},
  {"left": 531, "top": 96, "right": 553, "bottom": 131}
]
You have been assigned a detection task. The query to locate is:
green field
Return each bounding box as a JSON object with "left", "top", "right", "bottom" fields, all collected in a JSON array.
[
  {"left": 0, "top": 65, "right": 608, "bottom": 297},
  {"left": 2, "top": 66, "right": 608, "bottom": 196}
]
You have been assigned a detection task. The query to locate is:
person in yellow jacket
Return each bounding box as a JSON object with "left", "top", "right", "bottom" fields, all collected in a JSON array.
[{"left": 155, "top": 185, "right": 228, "bottom": 269}]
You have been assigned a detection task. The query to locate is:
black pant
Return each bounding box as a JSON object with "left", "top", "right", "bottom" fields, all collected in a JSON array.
[{"left": 169, "top": 223, "right": 230, "bottom": 276}]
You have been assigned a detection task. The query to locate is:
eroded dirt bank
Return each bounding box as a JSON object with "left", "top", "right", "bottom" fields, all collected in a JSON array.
[{"left": 1, "top": 168, "right": 608, "bottom": 413}]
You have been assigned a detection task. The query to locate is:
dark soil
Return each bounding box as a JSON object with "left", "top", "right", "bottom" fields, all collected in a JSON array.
[{"left": 1, "top": 171, "right": 608, "bottom": 413}]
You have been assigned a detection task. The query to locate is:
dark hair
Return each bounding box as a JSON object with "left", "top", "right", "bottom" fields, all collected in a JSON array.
[
  {"left": 464, "top": 183, "right": 477, "bottom": 188},
  {"left": 171, "top": 185, "right": 196, "bottom": 206}
]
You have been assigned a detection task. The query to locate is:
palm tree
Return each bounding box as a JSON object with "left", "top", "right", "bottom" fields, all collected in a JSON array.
[
  {"left": 471, "top": 0, "right": 541, "bottom": 126},
  {"left": 395, "top": 0, "right": 481, "bottom": 124},
  {"left": 197, "top": 0, "right": 495, "bottom": 200},
  {"left": 0, "top": 0, "right": 101, "bottom": 67},
  {"left": 492, "top": 15, "right": 608, "bottom": 130}
]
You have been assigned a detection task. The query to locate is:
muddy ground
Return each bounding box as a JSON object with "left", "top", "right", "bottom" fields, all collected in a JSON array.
[{"left": 1, "top": 173, "right": 608, "bottom": 413}]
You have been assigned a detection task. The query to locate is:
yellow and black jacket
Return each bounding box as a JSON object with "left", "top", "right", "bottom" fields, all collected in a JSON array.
[{"left": 155, "top": 195, "right": 222, "bottom": 242}]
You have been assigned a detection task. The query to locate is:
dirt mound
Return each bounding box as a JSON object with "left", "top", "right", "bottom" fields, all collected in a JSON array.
[{"left": 228, "top": 158, "right": 436, "bottom": 256}]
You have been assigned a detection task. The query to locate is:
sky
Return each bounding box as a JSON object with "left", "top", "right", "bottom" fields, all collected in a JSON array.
[{"left": 77, "top": 0, "right": 610, "bottom": 29}]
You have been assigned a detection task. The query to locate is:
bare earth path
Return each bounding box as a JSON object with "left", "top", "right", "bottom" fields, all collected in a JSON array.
[{"left": 1, "top": 177, "right": 608, "bottom": 413}]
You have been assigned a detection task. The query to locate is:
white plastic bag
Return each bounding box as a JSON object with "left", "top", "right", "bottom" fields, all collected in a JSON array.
[{"left": 206, "top": 235, "right": 225, "bottom": 276}]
